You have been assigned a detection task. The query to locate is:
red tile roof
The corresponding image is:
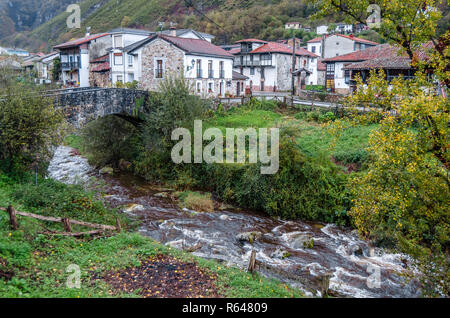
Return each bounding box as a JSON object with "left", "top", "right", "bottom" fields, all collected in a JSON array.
[
  {"left": 235, "top": 39, "right": 268, "bottom": 44},
  {"left": 54, "top": 33, "right": 110, "bottom": 49},
  {"left": 90, "top": 61, "right": 110, "bottom": 72},
  {"left": 250, "top": 42, "right": 319, "bottom": 57},
  {"left": 158, "top": 34, "right": 234, "bottom": 58},
  {"left": 343, "top": 57, "right": 411, "bottom": 70},
  {"left": 307, "top": 37, "right": 322, "bottom": 43},
  {"left": 318, "top": 59, "right": 326, "bottom": 71},
  {"left": 322, "top": 44, "right": 402, "bottom": 62},
  {"left": 90, "top": 54, "right": 109, "bottom": 63},
  {"left": 229, "top": 47, "right": 241, "bottom": 55}
]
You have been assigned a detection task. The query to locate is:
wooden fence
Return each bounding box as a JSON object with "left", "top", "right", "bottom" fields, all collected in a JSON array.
[{"left": 0, "top": 205, "right": 121, "bottom": 237}]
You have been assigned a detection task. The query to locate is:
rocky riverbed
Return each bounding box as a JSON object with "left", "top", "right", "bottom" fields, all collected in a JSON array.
[{"left": 48, "top": 146, "right": 421, "bottom": 298}]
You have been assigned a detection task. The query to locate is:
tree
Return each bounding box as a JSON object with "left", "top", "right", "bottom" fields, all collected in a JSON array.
[
  {"left": 121, "top": 16, "right": 132, "bottom": 28},
  {"left": 315, "top": 0, "right": 449, "bottom": 296},
  {"left": 0, "top": 68, "right": 64, "bottom": 169}
]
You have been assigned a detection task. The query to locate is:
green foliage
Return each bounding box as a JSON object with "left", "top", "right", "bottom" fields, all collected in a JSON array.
[
  {"left": 0, "top": 73, "right": 64, "bottom": 168},
  {"left": 134, "top": 74, "right": 208, "bottom": 180},
  {"left": 305, "top": 85, "right": 325, "bottom": 92},
  {"left": 81, "top": 116, "right": 139, "bottom": 168},
  {"left": 115, "top": 80, "right": 139, "bottom": 89}
]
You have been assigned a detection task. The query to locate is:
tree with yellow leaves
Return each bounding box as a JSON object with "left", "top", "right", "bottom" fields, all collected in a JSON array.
[{"left": 314, "top": 0, "right": 449, "bottom": 296}]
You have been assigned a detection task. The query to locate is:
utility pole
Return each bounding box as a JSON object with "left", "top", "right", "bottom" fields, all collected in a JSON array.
[{"left": 291, "top": 33, "right": 296, "bottom": 96}]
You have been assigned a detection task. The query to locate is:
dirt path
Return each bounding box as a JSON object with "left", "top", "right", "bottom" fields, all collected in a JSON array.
[{"left": 93, "top": 254, "right": 220, "bottom": 298}]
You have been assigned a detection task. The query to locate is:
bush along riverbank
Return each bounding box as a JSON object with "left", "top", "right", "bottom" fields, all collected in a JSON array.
[{"left": 0, "top": 171, "right": 303, "bottom": 298}]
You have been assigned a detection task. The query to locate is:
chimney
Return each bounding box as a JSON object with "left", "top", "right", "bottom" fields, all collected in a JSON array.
[
  {"left": 169, "top": 27, "right": 177, "bottom": 37},
  {"left": 86, "top": 27, "right": 91, "bottom": 37}
]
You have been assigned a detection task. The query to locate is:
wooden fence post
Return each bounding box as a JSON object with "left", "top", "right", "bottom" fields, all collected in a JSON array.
[
  {"left": 115, "top": 217, "right": 122, "bottom": 233},
  {"left": 7, "top": 205, "right": 18, "bottom": 230},
  {"left": 247, "top": 250, "right": 257, "bottom": 273},
  {"left": 62, "top": 218, "right": 72, "bottom": 232},
  {"left": 320, "top": 272, "right": 332, "bottom": 297}
]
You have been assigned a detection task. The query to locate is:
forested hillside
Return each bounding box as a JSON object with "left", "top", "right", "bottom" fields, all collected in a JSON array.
[{"left": 1, "top": 0, "right": 327, "bottom": 51}]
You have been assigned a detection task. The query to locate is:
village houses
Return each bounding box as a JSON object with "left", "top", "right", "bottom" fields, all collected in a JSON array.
[
  {"left": 232, "top": 39, "right": 319, "bottom": 92},
  {"left": 321, "top": 43, "right": 417, "bottom": 94}
]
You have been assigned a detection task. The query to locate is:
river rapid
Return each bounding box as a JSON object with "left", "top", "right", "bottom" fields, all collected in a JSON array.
[{"left": 48, "top": 146, "right": 421, "bottom": 298}]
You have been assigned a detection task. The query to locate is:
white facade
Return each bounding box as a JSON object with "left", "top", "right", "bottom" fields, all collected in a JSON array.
[
  {"left": 323, "top": 35, "right": 376, "bottom": 59},
  {"left": 109, "top": 31, "right": 151, "bottom": 85},
  {"left": 307, "top": 41, "right": 322, "bottom": 56},
  {"left": 184, "top": 54, "right": 234, "bottom": 97},
  {"left": 285, "top": 22, "right": 301, "bottom": 30},
  {"left": 316, "top": 25, "right": 328, "bottom": 35}
]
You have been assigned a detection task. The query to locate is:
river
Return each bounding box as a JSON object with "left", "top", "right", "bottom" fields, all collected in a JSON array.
[{"left": 48, "top": 146, "right": 421, "bottom": 298}]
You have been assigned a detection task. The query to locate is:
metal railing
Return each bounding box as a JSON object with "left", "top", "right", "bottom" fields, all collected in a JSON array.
[
  {"left": 219, "top": 70, "right": 225, "bottom": 78},
  {"left": 208, "top": 70, "right": 214, "bottom": 78},
  {"left": 197, "top": 69, "right": 203, "bottom": 78},
  {"left": 61, "top": 62, "right": 80, "bottom": 70}
]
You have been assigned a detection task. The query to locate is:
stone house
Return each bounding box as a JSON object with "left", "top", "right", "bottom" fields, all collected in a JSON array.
[
  {"left": 123, "top": 34, "right": 234, "bottom": 97},
  {"left": 232, "top": 39, "right": 319, "bottom": 92}
]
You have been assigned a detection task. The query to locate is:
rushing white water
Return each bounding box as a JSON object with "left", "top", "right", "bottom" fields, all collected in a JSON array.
[{"left": 48, "top": 146, "right": 422, "bottom": 298}]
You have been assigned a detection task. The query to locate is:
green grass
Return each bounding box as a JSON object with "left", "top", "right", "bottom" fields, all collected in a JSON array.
[
  {"left": 295, "top": 122, "right": 376, "bottom": 160},
  {"left": 204, "top": 108, "right": 283, "bottom": 133},
  {"left": 64, "top": 135, "right": 84, "bottom": 151},
  {"left": 0, "top": 173, "right": 303, "bottom": 298}
]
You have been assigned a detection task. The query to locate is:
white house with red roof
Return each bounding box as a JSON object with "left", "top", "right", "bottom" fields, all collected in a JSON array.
[
  {"left": 232, "top": 39, "right": 319, "bottom": 92},
  {"left": 307, "top": 34, "right": 378, "bottom": 59},
  {"left": 54, "top": 33, "right": 111, "bottom": 87}
]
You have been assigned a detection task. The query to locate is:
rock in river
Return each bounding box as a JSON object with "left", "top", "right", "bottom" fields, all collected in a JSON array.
[{"left": 236, "top": 231, "right": 262, "bottom": 244}]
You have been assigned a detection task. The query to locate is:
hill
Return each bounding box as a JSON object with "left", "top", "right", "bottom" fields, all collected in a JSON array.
[{"left": 1, "top": 0, "right": 324, "bottom": 51}]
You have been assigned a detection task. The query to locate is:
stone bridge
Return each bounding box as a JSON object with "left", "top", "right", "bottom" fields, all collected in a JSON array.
[{"left": 45, "top": 87, "right": 150, "bottom": 128}]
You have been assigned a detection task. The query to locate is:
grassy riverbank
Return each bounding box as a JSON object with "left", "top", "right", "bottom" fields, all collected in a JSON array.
[{"left": 0, "top": 172, "right": 303, "bottom": 298}]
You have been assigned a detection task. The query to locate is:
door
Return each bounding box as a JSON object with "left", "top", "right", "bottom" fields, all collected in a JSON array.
[{"left": 237, "top": 81, "right": 240, "bottom": 96}]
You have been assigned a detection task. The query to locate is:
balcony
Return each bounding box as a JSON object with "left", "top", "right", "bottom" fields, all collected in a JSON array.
[
  {"left": 61, "top": 62, "right": 80, "bottom": 70},
  {"left": 196, "top": 69, "right": 203, "bottom": 79},
  {"left": 219, "top": 70, "right": 225, "bottom": 79},
  {"left": 208, "top": 70, "right": 214, "bottom": 78},
  {"left": 234, "top": 59, "right": 272, "bottom": 67}
]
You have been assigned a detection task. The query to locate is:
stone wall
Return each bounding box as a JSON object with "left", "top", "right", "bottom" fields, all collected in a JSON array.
[
  {"left": 140, "top": 38, "right": 184, "bottom": 91},
  {"left": 89, "top": 71, "right": 111, "bottom": 88},
  {"left": 297, "top": 89, "right": 346, "bottom": 103},
  {"left": 52, "top": 88, "right": 149, "bottom": 128}
]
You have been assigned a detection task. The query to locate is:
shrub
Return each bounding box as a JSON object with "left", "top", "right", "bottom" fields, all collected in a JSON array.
[
  {"left": 81, "top": 116, "right": 139, "bottom": 168},
  {"left": 0, "top": 75, "right": 64, "bottom": 169}
]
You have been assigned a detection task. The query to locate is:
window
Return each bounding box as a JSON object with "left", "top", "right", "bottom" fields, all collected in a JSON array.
[
  {"left": 128, "top": 73, "right": 134, "bottom": 82},
  {"left": 326, "top": 63, "right": 335, "bottom": 73},
  {"left": 208, "top": 82, "right": 213, "bottom": 93},
  {"left": 196, "top": 59, "right": 202, "bottom": 78},
  {"left": 344, "top": 70, "right": 350, "bottom": 84},
  {"left": 114, "top": 53, "right": 123, "bottom": 65},
  {"left": 260, "top": 54, "right": 271, "bottom": 65},
  {"left": 208, "top": 60, "right": 213, "bottom": 78},
  {"left": 128, "top": 55, "right": 133, "bottom": 66},
  {"left": 114, "top": 35, "right": 123, "bottom": 48},
  {"left": 219, "top": 61, "right": 224, "bottom": 78},
  {"left": 117, "top": 75, "right": 123, "bottom": 83},
  {"left": 311, "top": 46, "right": 316, "bottom": 53},
  {"left": 250, "top": 67, "right": 255, "bottom": 75},
  {"left": 197, "top": 82, "right": 201, "bottom": 93},
  {"left": 156, "top": 60, "right": 163, "bottom": 78}
]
